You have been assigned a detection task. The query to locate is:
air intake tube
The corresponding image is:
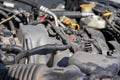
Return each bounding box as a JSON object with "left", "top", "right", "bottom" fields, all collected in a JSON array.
[{"left": 0, "top": 64, "right": 88, "bottom": 80}]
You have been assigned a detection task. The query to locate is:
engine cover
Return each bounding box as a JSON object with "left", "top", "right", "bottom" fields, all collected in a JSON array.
[{"left": 69, "top": 51, "right": 120, "bottom": 78}]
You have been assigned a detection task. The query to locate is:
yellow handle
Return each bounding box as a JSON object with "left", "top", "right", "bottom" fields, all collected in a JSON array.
[
  {"left": 71, "top": 23, "right": 80, "bottom": 32},
  {"left": 60, "top": 16, "right": 80, "bottom": 31},
  {"left": 103, "top": 12, "right": 112, "bottom": 17}
]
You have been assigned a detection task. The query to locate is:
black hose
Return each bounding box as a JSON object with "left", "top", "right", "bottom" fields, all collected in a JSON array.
[
  {"left": 15, "top": 44, "right": 70, "bottom": 63},
  {"left": 1, "top": 45, "right": 25, "bottom": 53},
  {"left": 0, "top": 10, "right": 15, "bottom": 33},
  {"left": 52, "top": 11, "right": 81, "bottom": 18},
  {"left": 29, "top": 20, "right": 46, "bottom": 25},
  {"left": 14, "top": 0, "right": 39, "bottom": 9}
]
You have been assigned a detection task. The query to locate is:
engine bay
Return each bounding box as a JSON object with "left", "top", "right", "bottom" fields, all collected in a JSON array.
[{"left": 0, "top": 0, "right": 120, "bottom": 80}]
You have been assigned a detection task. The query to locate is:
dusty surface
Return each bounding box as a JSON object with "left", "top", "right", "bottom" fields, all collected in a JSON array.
[{"left": 110, "top": 0, "right": 120, "bottom": 3}]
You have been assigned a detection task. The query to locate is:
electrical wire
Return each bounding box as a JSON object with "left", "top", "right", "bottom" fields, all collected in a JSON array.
[{"left": 0, "top": 13, "right": 21, "bottom": 25}]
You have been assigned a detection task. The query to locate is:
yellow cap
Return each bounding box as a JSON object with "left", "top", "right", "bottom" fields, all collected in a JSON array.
[
  {"left": 103, "top": 12, "right": 112, "bottom": 17},
  {"left": 80, "top": 4, "right": 95, "bottom": 11}
]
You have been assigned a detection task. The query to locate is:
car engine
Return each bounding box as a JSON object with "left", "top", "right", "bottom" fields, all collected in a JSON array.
[{"left": 0, "top": 0, "right": 120, "bottom": 80}]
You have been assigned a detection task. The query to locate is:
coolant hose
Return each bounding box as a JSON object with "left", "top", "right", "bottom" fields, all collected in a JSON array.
[
  {"left": 15, "top": 44, "right": 71, "bottom": 63},
  {"left": 0, "top": 10, "right": 15, "bottom": 33},
  {"left": 1, "top": 45, "right": 25, "bottom": 53}
]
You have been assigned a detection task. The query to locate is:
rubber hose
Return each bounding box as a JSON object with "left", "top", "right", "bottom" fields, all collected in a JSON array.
[
  {"left": 46, "top": 20, "right": 71, "bottom": 45},
  {"left": 14, "top": 44, "right": 70, "bottom": 63},
  {"left": 0, "top": 10, "right": 15, "bottom": 33},
  {"left": 1, "top": 45, "right": 25, "bottom": 53},
  {"left": 52, "top": 11, "right": 81, "bottom": 18},
  {"left": 14, "top": 0, "right": 39, "bottom": 8}
]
